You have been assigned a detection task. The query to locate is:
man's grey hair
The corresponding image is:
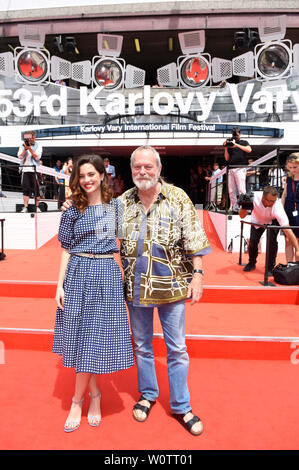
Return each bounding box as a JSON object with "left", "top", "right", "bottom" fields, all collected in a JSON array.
[
  {"left": 263, "top": 186, "right": 278, "bottom": 197},
  {"left": 130, "top": 145, "right": 162, "bottom": 169}
]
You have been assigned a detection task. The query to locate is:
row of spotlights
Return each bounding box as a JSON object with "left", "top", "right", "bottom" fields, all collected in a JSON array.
[
  {"left": 0, "top": 16, "right": 298, "bottom": 91},
  {"left": 157, "top": 17, "right": 299, "bottom": 87}
]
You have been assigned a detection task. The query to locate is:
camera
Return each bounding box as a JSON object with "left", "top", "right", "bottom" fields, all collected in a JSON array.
[
  {"left": 23, "top": 133, "right": 33, "bottom": 147},
  {"left": 225, "top": 137, "right": 235, "bottom": 147},
  {"left": 238, "top": 192, "right": 254, "bottom": 210}
]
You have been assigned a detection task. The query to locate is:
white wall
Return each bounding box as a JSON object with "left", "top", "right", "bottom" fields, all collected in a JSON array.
[
  {"left": 208, "top": 211, "right": 227, "bottom": 250},
  {"left": 210, "top": 210, "right": 286, "bottom": 253},
  {"left": 36, "top": 212, "right": 61, "bottom": 248},
  {"left": 0, "top": 212, "right": 60, "bottom": 249}
]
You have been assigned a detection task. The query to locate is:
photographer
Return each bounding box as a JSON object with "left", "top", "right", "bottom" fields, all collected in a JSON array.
[
  {"left": 17, "top": 131, "right": 43, "bottom": 213},
  {"left": 224, "top": 127, "right": 252, "bottom": 213},
  {"left": 239, "top": 186, "right": 299, "bottom": 275}
]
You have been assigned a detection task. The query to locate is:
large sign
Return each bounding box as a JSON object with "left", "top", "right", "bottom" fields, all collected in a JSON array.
[
  {"left": 1, "top": 83, "right": 299, "bottom": 120},
  {"left": 36, "top": 123, "right": 283, "bottom": 138}
]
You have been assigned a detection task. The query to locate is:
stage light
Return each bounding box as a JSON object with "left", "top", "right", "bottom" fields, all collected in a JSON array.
[
  {"left": 247, "top": 30, "right": 259, "bottom": 49},
  {"left": 233, "top": 15, "right": 299, "bottom": 83},
  {"left": 15, "top": 49, "right": 49, "bottom": 83},
  {"left": 0, "top": 24, "right": 72, "bottom": 85},
  {"left": 233, "top": 30, "right": 260, "bottom": 51},
  {"left": 157, "top": 30, "right": 232, "bottom": 89},
  {"left": 179, "top": 55, "right": 210, "bottom": 88},
  {"left": 53, "top": 36, "right": 64, "bottom": 54},
  {"left": 93, "top": 57, "right": 123, "bottom": 89},
  {"left": 256, "top": 42, "right": 291, "bottom": 79},
  {"left": 65, "top": 37, "right": 79, "bottom": 55},
  {"left": 233, "top": 31, "right": 247, "bottom": 51},
  {"left": 71, "top": 33, "right": 145, "bottom": 90}
]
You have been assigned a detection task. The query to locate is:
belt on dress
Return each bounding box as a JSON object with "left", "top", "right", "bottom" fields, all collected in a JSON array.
[{"left": 73, "top": 253, "right": 114, "bottom": 259}]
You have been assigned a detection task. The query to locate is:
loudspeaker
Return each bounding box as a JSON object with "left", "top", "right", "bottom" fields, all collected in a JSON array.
[{"left": 39, "top": 202, "right": 48, "bottom": 212}]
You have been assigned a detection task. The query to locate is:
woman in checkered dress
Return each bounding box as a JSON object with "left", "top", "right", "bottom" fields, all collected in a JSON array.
[{"left": 53, "top": 154, "right": 134, "bottom": 432}]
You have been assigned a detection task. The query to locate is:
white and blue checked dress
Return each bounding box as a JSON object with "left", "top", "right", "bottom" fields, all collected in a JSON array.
[{"left": 52, "top": 199, "right": 134, "bottom": 374}]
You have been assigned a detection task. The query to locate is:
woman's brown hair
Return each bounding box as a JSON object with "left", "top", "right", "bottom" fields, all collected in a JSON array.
[{"left": 70, "top": 154, "right": 113, "bottom": 212}]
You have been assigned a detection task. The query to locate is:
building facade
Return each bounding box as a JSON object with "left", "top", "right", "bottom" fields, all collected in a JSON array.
[{"left": 1, "top": 1, "right": 299, "bottom": 192}]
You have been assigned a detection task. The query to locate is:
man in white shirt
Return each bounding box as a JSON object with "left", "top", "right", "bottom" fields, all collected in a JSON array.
[
  {"left": 239, "top": 186, "right": 299, "bottom": 274},
  {"left": 205, "top": 162, "right": 223, "bottom": 205},
  {"left": 17, "top": 131, "right": 43, "bottom": 213},
  {"left": 103, "top": 157, "right": 116, "bottom": 188}
]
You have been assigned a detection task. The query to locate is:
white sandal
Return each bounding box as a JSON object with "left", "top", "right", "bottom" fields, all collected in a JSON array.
[
  {"left": 87, "top": 391, "right": 102, "bottom": 427},
  {"left": 64, "top": 397, "right": 84, "bottom": 433}
]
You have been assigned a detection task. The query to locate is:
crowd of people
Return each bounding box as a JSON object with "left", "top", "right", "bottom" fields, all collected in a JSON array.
[
  {"left": 188, "top": 127, "right": 290, "bottom": 213},
  {"left": 51, "top": 156, "right": 125, "bottom": 208}
]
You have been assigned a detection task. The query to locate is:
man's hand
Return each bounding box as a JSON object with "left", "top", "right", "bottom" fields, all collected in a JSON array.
[
  {"left": 187, "top": 274, "right": 203, "bottom": 305},
  {"left": 239, "top": 208, "right": 248, "bottom": 219},
  {"left": 61, "top": 199, "right": 72, "bottom": 212}
]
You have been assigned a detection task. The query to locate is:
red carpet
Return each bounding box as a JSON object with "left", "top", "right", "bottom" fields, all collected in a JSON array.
[
  {"left": 0, "top": 210, "right": 298, "bottom": 450},
  {"left": 0, "top": 297, "right": 298, "bottom": 338},
  {"left": 1, "top": 349, "right": 299, "bottom": 450}
]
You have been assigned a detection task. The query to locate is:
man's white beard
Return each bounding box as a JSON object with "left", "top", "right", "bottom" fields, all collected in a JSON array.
[{"left": 133, "top": 175, "right": 159, "bottom": 191}]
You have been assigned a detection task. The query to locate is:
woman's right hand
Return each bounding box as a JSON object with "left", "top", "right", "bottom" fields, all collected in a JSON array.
[{"left": 56, "top": 286, "right": 65, "bottom": 310}]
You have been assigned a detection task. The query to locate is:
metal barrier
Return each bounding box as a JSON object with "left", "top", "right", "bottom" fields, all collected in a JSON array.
[
  {"left": 206, "top": 162, "right": 285, "bottom": 213},
  {"left": 239, "top": 219, "right": 298, "bottom": 286},
  {"left": 0, "top": 219, "right": 5, "bottom": 260},
  {"left": 206, "top": 149, "right": 286, "bottom": 213},
  {"left": 0, "top": 153, "right": 70, "bottom": 212}
]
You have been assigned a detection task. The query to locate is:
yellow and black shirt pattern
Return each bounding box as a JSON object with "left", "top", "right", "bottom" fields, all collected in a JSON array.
[{"left": 118, "top": 182, "right": 211, "bottom": 307}]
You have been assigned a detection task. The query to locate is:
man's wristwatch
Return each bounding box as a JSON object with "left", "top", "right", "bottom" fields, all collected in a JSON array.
[{"left": 193, "top": 269, "right": 204, "bottom": 275}]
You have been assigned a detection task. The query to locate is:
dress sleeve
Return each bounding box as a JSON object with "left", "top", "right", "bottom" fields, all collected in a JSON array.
[{"left": 57, "top": 207, "right": 78, "bottom": 250}]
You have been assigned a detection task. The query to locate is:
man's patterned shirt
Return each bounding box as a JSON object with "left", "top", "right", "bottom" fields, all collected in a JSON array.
[{"left": 118, "top": 182, "right": 211, "bottom": 307}]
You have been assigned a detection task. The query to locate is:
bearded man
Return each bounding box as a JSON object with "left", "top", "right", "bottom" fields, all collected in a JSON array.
[{"left": 119, "top": 145, "right": 211, "bottom": 436}]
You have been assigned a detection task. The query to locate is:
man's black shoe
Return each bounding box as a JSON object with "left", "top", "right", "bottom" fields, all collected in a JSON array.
[{"left": 243, "top": 263, "right": 256, "bottom": 272}]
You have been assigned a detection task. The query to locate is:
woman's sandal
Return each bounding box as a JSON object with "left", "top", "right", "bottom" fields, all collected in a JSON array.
[
  {"left": 87, "top": 391, "right": 102, "bottom": 427},
  {"left": 132, "top": 395, "right": 156, "bottom": 422},
  {"left": 172, "top": 410, "right": 203, "bottom": 436},
  {"left": 64, "top": 397, "right": 84, "bottom": 433}
]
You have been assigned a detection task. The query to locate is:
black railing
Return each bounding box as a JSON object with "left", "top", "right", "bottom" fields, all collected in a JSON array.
[{"left": 0, "top": 219, "right": 5, "bottom": 260}]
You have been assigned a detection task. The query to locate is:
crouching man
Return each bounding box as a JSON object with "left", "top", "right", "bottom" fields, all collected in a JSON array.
[{"left": 239, "top": 186, "right": 299, "bottom": 275}]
